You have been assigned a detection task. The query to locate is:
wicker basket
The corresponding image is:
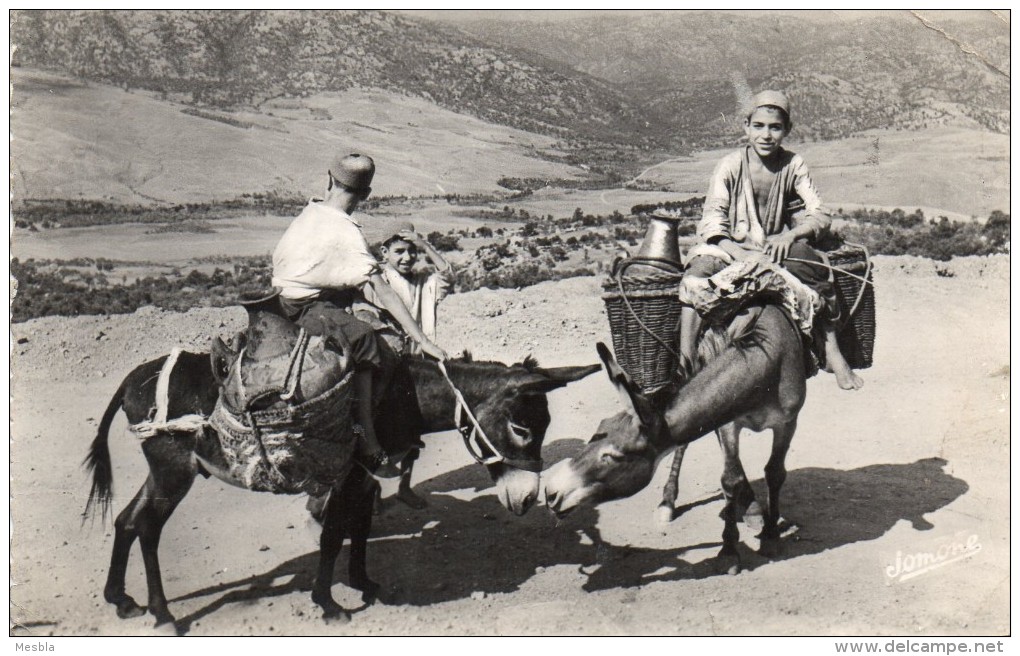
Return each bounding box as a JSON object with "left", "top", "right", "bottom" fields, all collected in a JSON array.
[
  {"left": 208, "top": 368, "right": 357, "bottom": 495},
  {"left": 826, "top": 243, "right": 876, "bottom": 369},
  {"left": 601, "top": 259, "right": 685, "bottom": 392}
]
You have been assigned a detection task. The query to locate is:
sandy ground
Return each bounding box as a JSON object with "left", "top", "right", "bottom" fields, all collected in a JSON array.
[{"left": 9, "top": 255, "right": 1009, "bottom": 636}]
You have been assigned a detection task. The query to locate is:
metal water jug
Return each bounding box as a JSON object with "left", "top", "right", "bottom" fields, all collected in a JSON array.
[
  {"left": 602, "top": 210, "right": 685, "bottom": 392},
  {"left": 634, "top": 210, "right": 683, "bottom": 269}
]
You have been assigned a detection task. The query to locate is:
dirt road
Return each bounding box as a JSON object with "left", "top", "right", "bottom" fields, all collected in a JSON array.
[{"left": 9, "top": 255, "right": 1009, "bottom": 636}]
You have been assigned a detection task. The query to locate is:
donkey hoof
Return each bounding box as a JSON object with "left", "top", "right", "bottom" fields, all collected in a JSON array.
[
  {"left": 654, "top": 503, "right": 674, "bottom": 526},
  {"left": 114, "top": 599, "right": 146, "bottom": 620},
  {"left": 313, "top": 590, "right": 351, "bottom": 623},
  {"left": 151, "top": 619, "right": 182, "bottom": 636},
  {"left": 715, "top": 551, "right": 741, "bottom": 576},
  {"left": 351, "top": 576, "right": 381, "bottom": 603},
  {"left": 743, "top": 502, "right": 764, "bottom": 531},
  {"left": 322, "top": 606, "right": 352, "bottom": 624},
  {"left": 758, "top": 538, "right": 781, "bottom": 559}
]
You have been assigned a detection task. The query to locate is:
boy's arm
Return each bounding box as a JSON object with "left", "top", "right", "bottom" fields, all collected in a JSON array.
[
  {"left": 697, "top": 157, "right": 736, "bottom": 245},
  {"left": 789, "top": 155, "right": 830, "bottom": 239},
  {"left": 429, "top": 266, "right": 454, "bottom": 304},
  {"left": 366, "top": 273, "right": 448, "bottom": 360},
  {"left": 404, "top": 229, "right": 452, "bottom": 273}
]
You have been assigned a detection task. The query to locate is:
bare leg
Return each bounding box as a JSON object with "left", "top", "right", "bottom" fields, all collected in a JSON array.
[
  {"left": 354, "top": 369, "right": 399, "bottom": 477},
  {"left": 824, "top": 327, "right": 864, "bottom": 390},
  {"left": 679, "top": 306, "right": 701, "bottom": 377}
]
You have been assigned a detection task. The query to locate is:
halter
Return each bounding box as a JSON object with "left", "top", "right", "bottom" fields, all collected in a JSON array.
[{"left": 437, "top": 361, "right": 544, "bottom": 473}]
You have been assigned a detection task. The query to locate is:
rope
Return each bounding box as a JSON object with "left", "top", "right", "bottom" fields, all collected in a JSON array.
[
  {"left": 130, "top": 414, "right": 208, "bottom": 439},
  {"left": 436, "top": 360, "right": 491, "bottom": 457},
  {"left": 153, "top": 347, "right": 182, "bottom": 425},
  {"left": 786, "top": 242, "right": 873, "bottom": 319},
  {"left": 280, "top": 328, "right": 310, "bottom": 402},
  {"left": 784, "top": 258, "right": 875, "bottom": 287},
  {"left": 613, "top": 258, "right": 683, "bottom": 362}
]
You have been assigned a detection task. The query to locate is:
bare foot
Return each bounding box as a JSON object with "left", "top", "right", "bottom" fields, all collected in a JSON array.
[
  {"left": 824, "top": 332, "right": 864, "bottom": 390},
  {"left": 833, "top": 363, "right": 864, "bottom": 390}
]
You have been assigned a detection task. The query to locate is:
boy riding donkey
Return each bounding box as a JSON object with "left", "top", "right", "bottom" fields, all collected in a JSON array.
[
  {"left": 354, "top": 223, "right": 454, "bottom": 508},
  {"left": 272, "top": 153, "right": 449, "bottom": 493},
  {"left": 678, "top": 90, "right": 864, "bottom": 390}
]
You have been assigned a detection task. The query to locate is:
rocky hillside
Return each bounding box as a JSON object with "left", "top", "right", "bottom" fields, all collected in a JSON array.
[
  {"left": 9, "top": 10, "right": 654, "bottom": 149},
  {"left": 451, "top": 10, "right": 1010, "bottom": 145}
]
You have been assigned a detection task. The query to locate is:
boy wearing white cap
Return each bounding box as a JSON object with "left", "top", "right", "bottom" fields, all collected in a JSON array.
[{"left": 681, "top": 91, "right": 863, "bottom": 390}]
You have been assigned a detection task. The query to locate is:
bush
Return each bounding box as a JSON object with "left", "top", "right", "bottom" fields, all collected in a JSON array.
[{"left": 427, "top": 231, "right": 461, "bottom": 252}]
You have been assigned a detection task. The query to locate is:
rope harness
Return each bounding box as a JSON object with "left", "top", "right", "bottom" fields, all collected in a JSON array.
[{"left": 436, "top": 361, "right": 544, "bottom": 473}]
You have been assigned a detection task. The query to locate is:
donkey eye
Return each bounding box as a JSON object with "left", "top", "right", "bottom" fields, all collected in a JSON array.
[{"left": 508, "top": 420, "right": 532, "bottom": 440}]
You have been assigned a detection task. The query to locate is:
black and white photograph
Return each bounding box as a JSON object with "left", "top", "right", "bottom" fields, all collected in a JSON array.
[{"left": 8, "top": 8, "right": 1011, "bottom": 642}]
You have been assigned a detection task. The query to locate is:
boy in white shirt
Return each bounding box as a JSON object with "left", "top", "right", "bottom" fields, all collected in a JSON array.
[{"left": 272, "top": 153, "right": 448, "bottom": 479}]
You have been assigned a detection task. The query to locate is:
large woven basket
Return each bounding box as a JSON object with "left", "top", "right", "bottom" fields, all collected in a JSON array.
[
  {"left": 208, "top": 368, "right": 357, "bottom": 495},
  {"left": 601, "top": 258, "right": 685, "bottom": 392},
  {"left": 826, "top": 243, "right": 876, "bottom": 369}
]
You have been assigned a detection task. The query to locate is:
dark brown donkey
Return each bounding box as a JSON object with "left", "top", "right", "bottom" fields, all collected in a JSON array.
[
  {"left": 545, "top": 304, "right": 808, "bottom": 574},
  {"left": 84, "top": 350, "right": 598, "bottom": 630}
]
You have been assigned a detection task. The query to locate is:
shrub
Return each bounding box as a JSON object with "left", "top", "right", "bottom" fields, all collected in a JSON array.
[{"left": 427, "top": 231, "right": 461, "bottom": 252}]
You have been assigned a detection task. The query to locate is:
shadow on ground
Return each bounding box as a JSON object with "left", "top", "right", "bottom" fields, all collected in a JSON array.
[{"left": 167, "top": 443, "right": 966, "bottom": 630}]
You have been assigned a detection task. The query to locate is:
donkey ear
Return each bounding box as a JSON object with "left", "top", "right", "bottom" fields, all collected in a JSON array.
[
  {"left": 595, "top": 342, "right": 656, "bottom": 426},
  {"left": 522, "top": 363, "right": 601, "bottom": 393}
]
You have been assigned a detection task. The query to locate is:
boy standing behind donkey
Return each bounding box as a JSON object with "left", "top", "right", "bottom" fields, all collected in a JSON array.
[{"left": 680, "top": 90, "right": 863, "bottom": 390}]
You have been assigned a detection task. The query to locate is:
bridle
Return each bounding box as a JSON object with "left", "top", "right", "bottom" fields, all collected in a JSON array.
[{"left": 437, "top": 361, "right": 544, "bottom": 473}]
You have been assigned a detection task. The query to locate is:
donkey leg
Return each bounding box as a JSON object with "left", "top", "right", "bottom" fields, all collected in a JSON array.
[
  {"left": 104, "top": 487, "right": 150, "bottom": 619},
  {"left": 134, "top": 435, "right": 198, "bottom": 627},
  {"left": 396, "top": 449, "right": 428, "bottom": 510},
  {"left": 104, "top": 435, "right": 196, "bottom": 624},
  {"left": 311, "top": 482, "right": 352, "bottom": 622},
  {"left": 716, "top": 423, "right": 760, "bottom": 528},
  {"left": 759, "top": 420, "right": 796, "bottom": 558},
  {"left": 656, "top": 444, "right": 688, "bottom": 525},
  {"left": 715, "top": 424, "right": 748, "bottom": 575},
  {"left": 343, "top": 470, "right": 381, "bottom": 602}
]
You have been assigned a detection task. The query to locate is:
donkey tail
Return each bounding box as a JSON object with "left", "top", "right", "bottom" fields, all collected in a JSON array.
[{"left": 82, "top": 377, "right": 128, "bottom": 524}]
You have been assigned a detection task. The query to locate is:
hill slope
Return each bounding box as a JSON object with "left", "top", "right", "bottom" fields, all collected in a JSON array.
[
  {"left": 449, "top": 10, "right": 1010, "bottom": 146},
  {"left": 9, "top": 9, "right": 656, "bottom": 149},
  {"left": 10, "top": 68, "right": 584, "bottom": 204}
]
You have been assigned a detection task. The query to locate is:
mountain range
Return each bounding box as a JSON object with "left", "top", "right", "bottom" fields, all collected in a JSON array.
[{"left": 10, "top": 10, "right": 1010, "bottom": 154}]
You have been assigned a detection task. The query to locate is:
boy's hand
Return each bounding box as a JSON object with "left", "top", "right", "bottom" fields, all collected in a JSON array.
[
  {"left": 765, "top": 233, "right": 797, "bottom": 263},
  {"left": 400, "top": 228, "right": 428, "bottom": 248}
]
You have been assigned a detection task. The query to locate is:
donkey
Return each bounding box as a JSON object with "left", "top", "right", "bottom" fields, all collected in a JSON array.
[
  {"left": 84, "top": 350, "right": 598, "bottom": 629},
  {"left": 545, "top": 304, "right": 808, "bottom": 574}
]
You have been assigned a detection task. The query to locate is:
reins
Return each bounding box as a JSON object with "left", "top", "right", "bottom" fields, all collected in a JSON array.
[{"left": 436, "top": 361, "right": 544, "bottom": 473}]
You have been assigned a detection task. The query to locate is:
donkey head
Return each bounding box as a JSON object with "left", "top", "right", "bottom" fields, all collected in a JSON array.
[
  {"left": 545, "top": 343, "right": 671, "bottom": 516},
  {"left": 434, "top": 357, "right": 601, "bottom": 516}
]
